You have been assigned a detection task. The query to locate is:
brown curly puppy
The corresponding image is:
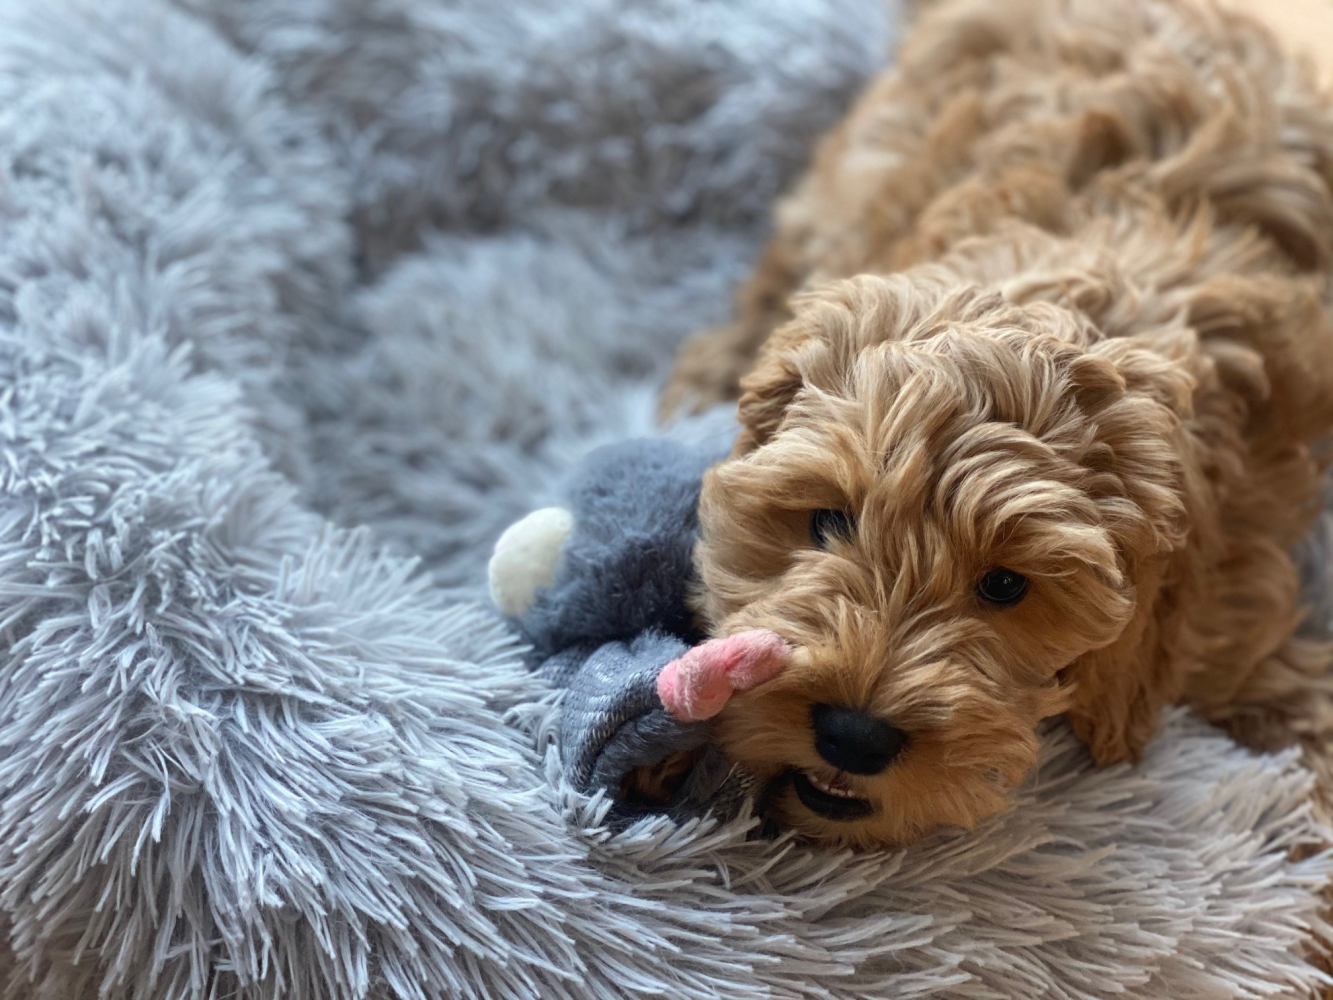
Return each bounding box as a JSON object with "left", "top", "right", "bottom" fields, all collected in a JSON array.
[{"left": 669, "top": 0, "right": 1333, "bottom": 846}]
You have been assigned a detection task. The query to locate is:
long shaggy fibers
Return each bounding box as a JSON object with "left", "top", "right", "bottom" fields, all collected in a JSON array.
[
  {"left": 0, "top": 0, "right": 1330, "bottom": 998},
  {"left": 174, "top": 0, "right": 895, "bottom": 270}
]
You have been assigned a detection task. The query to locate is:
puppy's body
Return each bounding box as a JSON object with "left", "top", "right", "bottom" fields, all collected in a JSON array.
[{"left": 671, "top": 0, "right": 1333, "bottom": 846}]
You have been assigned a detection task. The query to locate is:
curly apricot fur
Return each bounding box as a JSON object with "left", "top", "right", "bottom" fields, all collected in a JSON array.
[{"left": 670, "top": 0, "right": 1333, "bottom": 847}]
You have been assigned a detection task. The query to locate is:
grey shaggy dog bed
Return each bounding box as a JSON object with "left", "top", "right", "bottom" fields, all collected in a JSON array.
[{"left": 2, "top": 0, "right": 1333, "bottom": 997}]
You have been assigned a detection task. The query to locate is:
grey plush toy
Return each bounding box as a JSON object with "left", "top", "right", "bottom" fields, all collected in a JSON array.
[{"left": 488, "top": 439, "right": 789, "bottom": 820}]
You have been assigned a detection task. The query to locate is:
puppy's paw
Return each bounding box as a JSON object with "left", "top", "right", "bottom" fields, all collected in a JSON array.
[
  {"left": 488, "top": 507, "right": 575, "bottom": 617},
  {"left": 657, "top": 630, "right": 789, "bottom": 722}
]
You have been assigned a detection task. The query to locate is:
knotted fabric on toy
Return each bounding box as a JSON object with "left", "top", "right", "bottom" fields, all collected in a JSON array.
[{"left": 489, "top": 439, "right": 788, "bottom": 820}]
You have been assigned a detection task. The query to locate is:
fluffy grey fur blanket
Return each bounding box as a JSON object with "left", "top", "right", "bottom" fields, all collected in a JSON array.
[{"left": 1, "top": 0, "right": 1332, "bottom": 997}]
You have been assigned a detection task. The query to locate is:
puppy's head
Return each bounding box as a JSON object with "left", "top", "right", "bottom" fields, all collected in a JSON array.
[{"left": 696, "top": 274, "right": 1195, "bottom": 847}]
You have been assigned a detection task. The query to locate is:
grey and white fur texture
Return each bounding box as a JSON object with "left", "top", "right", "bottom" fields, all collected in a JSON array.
[{"left": 1, "top": 0, "right": 1332, "bottom": 998}]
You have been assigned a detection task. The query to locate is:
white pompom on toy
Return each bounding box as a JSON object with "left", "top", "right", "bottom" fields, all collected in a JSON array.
[{"left": 488, "top": 507, "right": 576, "bottom": 617}]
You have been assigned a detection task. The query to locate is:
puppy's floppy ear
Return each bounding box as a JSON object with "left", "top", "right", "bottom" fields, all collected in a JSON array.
[
  {"left": 1057, "top": 334, "right": 1201, "bottom": 765},
  {"left": 1062, "top": 558, "right": 1177, "bottom": 766},
  {"left": 734, "top": 275, "right": 924, "bottom": 454},
  {"left": 734, "top": 323, "right": 809, "bottom": 455}
]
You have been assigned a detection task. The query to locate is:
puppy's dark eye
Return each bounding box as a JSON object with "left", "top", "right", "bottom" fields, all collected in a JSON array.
[
  {"left": 810, "top": 508, "right": 855, "bottom": 547},
  {"left": 976, "top": 567, "right": 1028, "bottom": 606}
]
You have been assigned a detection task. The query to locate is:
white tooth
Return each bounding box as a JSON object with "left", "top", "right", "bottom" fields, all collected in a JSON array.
[{"left": 805, "top": 770, "right": 856, "bottom": 798}]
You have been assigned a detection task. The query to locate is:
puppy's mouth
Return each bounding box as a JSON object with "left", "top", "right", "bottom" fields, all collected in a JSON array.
[{"left": 789, "top": 769, "right": 874, "bottom": 821}]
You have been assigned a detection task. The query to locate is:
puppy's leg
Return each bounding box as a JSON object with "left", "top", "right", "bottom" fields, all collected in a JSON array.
[
  {"left": 658, "top": 320, "right": 769, "bottom": 420},
  {"left": 1206, "top": 636, "right": 1333, "bottom": 746},
  {"left": 659, "top": 238, "right": 803, "bottom": 420}
]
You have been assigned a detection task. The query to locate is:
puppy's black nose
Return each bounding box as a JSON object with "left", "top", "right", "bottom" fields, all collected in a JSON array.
[{"left": 810, "top": 704, "right": 908, "bottom": 775}]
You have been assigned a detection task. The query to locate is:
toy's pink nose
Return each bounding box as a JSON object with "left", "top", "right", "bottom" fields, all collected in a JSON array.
[{"left": 656, "top": 629, "right": 790, "bottom": 722}]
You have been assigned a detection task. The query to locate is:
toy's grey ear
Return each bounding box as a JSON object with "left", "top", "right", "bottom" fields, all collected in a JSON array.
[{"left": 488, "top": 507, "right": 575, "bottom": 617}]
